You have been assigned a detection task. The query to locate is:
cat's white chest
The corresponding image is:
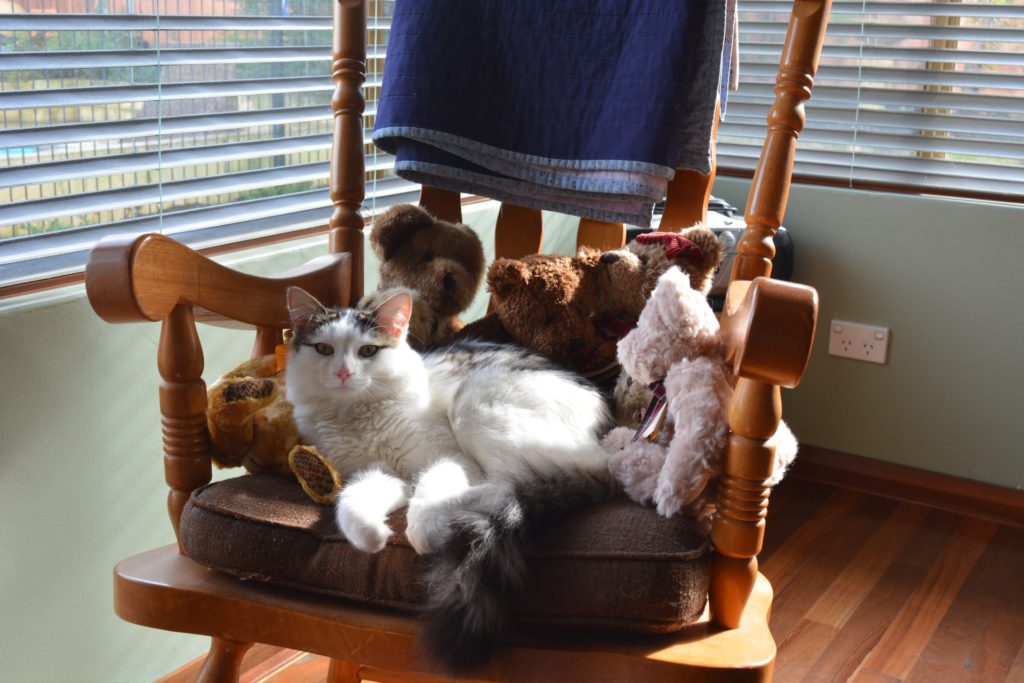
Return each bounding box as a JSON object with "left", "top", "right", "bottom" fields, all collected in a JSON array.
[{"left": 305, "top": 398, "right": 452, "bottom": 479}]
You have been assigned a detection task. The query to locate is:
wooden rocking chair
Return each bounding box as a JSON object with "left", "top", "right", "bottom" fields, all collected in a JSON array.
[{"left": 85, "top": 1, "right": 829, "bottom": 680}]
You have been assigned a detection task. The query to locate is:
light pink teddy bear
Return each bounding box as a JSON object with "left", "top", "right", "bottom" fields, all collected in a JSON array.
[{"left": 601, "top": 266, "right": 797, "bottom": 522}]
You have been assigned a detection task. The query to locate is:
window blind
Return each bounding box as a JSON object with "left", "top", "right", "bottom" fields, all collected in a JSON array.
[
  {"left": 0, "top": 0, "right": 417, "bottom": 288},
  {"left": 718, "top": 0, "right": 1024, "bottom": 201}
]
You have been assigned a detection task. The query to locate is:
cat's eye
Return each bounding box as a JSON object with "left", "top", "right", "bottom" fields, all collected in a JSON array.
[
  {"left": 422, "top": 253, "right": 435, "bottom": 262},
  {"left": 358, "top": 345, "right": 379, "bottom": 358},
  {"left": 313, "top": 342, "right": 334, "bottom": 356}
]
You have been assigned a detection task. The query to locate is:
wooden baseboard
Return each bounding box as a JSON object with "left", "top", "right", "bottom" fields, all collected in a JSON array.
[{"left": 790, "top": 445, "right": 1024, "bottom": 527}]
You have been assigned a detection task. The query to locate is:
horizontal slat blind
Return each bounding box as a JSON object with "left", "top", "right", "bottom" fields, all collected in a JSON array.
[
  {"left": 719, "top": 0, "right": 1024, "bottom": 201},
  {"left": 0, "top": 0, "right": 407, "bottom": 288}
]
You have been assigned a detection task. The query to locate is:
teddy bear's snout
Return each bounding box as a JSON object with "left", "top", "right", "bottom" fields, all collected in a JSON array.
[
  {"left": 442, "top": 272, "right": 456, "bottom": 290},
  {"left": 600, "top": 252, "right": 621, "bottom": 264}
]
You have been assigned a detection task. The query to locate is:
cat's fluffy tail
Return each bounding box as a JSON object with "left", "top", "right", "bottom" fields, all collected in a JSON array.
[{"left": 419, "top": 469, "right": 616, "bottom": 674}]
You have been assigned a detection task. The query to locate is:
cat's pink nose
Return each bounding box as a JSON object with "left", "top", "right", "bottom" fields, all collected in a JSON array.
[{"left": 336, "top": 368, "right": 353, "bottom": 384}]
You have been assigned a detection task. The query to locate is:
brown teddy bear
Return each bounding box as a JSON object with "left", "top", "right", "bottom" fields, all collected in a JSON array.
[
  {"left": 595, "top": 226, "right": 724, "bottom": 320},
  {"left": 361, "top": 204, "right": 486, "bottom": 350},
  {"left": 207, "top": 353, "right": 342, "bottom": 505},
  {"left": 457, "top": 248, "right": 614, "bottom": 374},
  {"left": 458, "top": 225, "right": 724, "bottom": 386}
]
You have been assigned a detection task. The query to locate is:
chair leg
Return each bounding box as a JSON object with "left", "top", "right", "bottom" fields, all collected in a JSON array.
[
  {"left": 327, "top": 658, "right": 361, "bottom": 683},
  {"left": 194, "top": 638, "right": 253, "bottom": 683},
  {"left": 710, "top": 555, "right": 759, "bottom": 629}
]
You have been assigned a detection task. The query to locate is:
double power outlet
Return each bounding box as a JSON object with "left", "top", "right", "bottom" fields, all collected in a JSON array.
[{"left": 828, "top": 320, "right": 891, "bottom": 364}]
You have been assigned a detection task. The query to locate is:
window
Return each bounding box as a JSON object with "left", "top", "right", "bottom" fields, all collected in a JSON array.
[
  {"left": 718, "top": 0, "right": 1024, "bottom": 202},
  {"left": 0, "top": 0, "right": 415, "bottom": 291}
]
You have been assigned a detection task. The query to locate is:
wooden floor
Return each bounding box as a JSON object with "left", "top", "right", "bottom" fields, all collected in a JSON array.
[
  {"left": 160, "top": 476, "right": 1024, "bottom": 683},
  {"left": 759, "top": 477, "right": 1024, "bottom": 682}
]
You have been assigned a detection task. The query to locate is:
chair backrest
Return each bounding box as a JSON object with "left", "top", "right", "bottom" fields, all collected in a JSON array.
[{"left": 321, "top": 0, "right": 826, "bottom": 630}]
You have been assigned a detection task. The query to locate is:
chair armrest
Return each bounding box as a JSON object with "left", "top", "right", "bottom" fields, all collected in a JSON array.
[
  {"left": 84, "top": 233, "right": 354, "bottom": 549},
  {"left": 719, "top": 277, "right": 818, "bottom": 389},
  {"left": 85, "top": 233, "right": 352, "bottom": 327},
  {"left": 709, "top": 277, "right": 818, "bottom": 629}
]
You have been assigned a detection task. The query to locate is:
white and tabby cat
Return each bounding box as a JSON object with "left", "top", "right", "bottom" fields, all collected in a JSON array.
[{"left": 284, "top": 286, "right": 615, "bottom": 671}]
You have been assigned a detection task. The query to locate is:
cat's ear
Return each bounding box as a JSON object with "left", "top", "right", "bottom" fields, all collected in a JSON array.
[
  {"left": 286, "top": 287, "right": 326, "bottom": 337},
  {"left": 373, "top": 290, "right": 413, "bottom": 340}
]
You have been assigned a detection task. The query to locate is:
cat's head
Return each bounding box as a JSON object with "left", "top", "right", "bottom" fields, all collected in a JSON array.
[{"left": 285, "top": 287, "right": 414, "bottom": 401}]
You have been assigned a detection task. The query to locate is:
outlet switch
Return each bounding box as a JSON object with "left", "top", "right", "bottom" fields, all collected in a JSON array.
[{"left": 828, "top": 320, "right": 890, "bottom": 364}]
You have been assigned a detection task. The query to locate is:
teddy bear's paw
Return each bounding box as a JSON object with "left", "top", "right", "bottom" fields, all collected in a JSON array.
[
  {"left": 654, "top": 472, "right": 709, "bottom": 518},
  {"left": 607, "top": 442, "right": 666, "bottom": 508},
  {"left": 405, "top": 499, "right": 455, "bottom": 556},
  {"left": 222, "top": 378, "right": 276, "bottom": 404},
  {"left": 289, "top": 445, "right": 342, "bottom": 505},
  {"left": 654, "top": 491, "right": 684, "bottom": 518},
  {"left": 600, "top": 426, "right": 635, "bottom": 452}
]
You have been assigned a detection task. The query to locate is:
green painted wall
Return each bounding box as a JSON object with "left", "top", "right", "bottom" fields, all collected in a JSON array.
[{"left": 713, "top": 178, "right": 1024, "bottom": 490}]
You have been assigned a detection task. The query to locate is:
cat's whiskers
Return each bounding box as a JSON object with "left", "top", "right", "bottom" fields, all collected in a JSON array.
[{"left": 362, "top": 381, "right": 399, "bottom": 403}]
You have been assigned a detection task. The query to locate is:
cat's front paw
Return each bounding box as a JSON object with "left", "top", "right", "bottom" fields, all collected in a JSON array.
[
  {"left": 405, "top": 500, "right": 453, "bottom": 555},
  {"left": 337, "top": 507, "right": 393, "bottom": 553}
]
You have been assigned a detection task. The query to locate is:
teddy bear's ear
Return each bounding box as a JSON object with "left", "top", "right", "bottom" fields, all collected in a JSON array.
[
  {"left": 286, "top": 287, "right": 326, "bottom": 338},
  {"left": 486, "top": 259, "right": 530, "bottom": 299},
  {"left": 369, "top": 204, "right": 436, "bottom": 261},
  {"left": 679, "top": 224, "right": 725, "bottom": 272},
  {"left": 677, "top": 225, "right": 725, "bottom": 295}
]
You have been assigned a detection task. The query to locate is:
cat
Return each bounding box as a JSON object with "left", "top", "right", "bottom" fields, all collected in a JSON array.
[{"left": 284, "top": 286, "right": 617, "bottom": 672}]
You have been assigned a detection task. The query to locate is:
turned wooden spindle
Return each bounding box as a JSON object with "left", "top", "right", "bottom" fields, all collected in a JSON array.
[
  {"left": 195, "top": 639, "right": 253, "bottom": 683},
  {"left": 576, "top": 218, "right": 625, "bottom": 252},
  {"left": 711, "top": 276, "right": 818, "bottom": 628},
  {"left": 495, "top": 203, "right": 544, "bottom": 260},
  {"left": 330, "top": 0, "right": 367, "bottom": 301},
  {"left": 158, "top": 304, "right": 212, "bottom": 550},
  {"left": 734, "top": 0, "right": 832, "bottom": 282},
  {"left": 710, "top": 378, "right": 781, "bottom": 629},
  {"left": 419, "top": 186, "right": 463, "bottom": 224},
  {"left": 252, "top": 326, "right": 283, "bottom": 358},
  {"left": 326, "top": 658, "right": 361, "bottom": 683}
]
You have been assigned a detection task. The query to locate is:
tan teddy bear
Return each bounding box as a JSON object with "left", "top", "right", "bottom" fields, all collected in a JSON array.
[
  {"left": 599, "top": 226, "right": 725, "bottom": 427},
  {"left": 207, "top": 353, "right": 297, "bottom": 477},
  {"left": 206, "top": 352, "right": 341, "bottom": 505},
  {"left": 601, "top": 266, "right": 798, "bottom": 523}
]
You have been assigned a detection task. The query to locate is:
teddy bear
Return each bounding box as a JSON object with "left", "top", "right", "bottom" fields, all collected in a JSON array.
[
  {"left": 206, "top": 353, "right": 342, "bottom": 505},
  {"left": 207, "top": 353, "right": 298, "bottom": 477},
  {"left": 595, "top": 226, "right": 723, "bottom": 317},
  {"left": 603, "top": 227, "right": 725, "bottom": 427},
  {"left": 360, "top": 204, "right": 486, "bottom": 350},
  {"left": 457, "top": 225, "right": 724, "bottom": 382},
  {"left": 600, "top": 266, "right": 797, "bottom": 523},
  {"left": 454, "top": 225, "right": 720, "bottom": 382},
  {"left": 465, "top": 248, "right": 613, "bottom": 373}
]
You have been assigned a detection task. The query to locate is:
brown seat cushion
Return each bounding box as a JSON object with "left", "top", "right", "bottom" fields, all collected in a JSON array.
[{"left": 180, "top": 475, "right": 711, "bottom": 633}]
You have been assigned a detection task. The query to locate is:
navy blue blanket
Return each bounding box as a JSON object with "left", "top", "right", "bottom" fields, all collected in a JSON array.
[{"left": 373, "top": 0, "right": 730, "bottom": 226}]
